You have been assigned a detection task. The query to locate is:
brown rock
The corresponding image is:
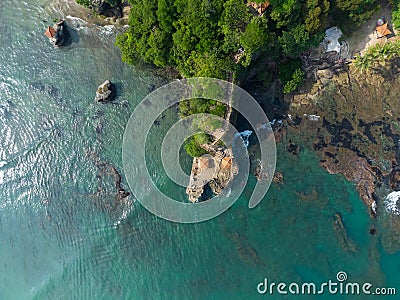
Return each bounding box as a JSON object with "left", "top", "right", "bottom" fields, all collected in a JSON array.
[{"left": 320, "top": 147, "right": 376, "bottom": 210}]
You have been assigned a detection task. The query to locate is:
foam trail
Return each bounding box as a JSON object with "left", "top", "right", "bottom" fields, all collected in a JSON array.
[{"left": 235, "top": 130, "right": 253, "bottom": 148}]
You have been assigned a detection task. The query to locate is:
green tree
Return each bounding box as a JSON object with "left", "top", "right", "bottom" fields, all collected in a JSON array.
[
  {"left": 393, "top": 0, "right": 400, "bottom": 29},
  {"left": 184, "top": 133, "right": 210, "bottom": 157},
  {"left": 334, "top": 0, "right": 378, "bottom": 25},
  {"left": 279, "top": 58, "right": 304, "bottom": 93},
  {"left": 219, "top": 0, "right": 251, "bottom": 53},
  {"left": 283, "top": 68, "right": 304, "bottom": 93},
  {"left": 240, "top": 16, "right": 273, "bottom": 66},
  {"left": 76, "top": 0, "right": 92, "bottom": 8},
  {"left": 278, "top": 24, "right": 310, "bottom": 56},
  {"left": 269, "top": 0, "right": 302, "bottom": 28},
  {"left": 305, "top": 0, "right": 329, "bottom": 33}
]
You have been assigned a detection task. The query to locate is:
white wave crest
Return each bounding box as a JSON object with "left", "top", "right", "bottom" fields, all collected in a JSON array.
[
  {"left": 385, "top": 191, "right": 400, "bottom": 215},
  {"left": 99, "top": 25, "right": 116, "bottom": 36},
  {"left": 235, "top": 130, "right": 253, "bottom": 148},
  {"left": 66, "top": 15, "right": 88, "bottom": 25}
]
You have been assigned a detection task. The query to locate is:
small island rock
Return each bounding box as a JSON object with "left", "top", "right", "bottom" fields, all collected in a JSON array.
[
  {"left": 44, "top": 20, "right": 66, "bottom": 47},
  {"left": 95, "top": 80, "right": 116, "bottom": 102}
]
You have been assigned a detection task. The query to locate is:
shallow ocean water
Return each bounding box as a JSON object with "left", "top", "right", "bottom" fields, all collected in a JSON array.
[{"left": 0, "top": 0, "right": 399, "bottom": 299}]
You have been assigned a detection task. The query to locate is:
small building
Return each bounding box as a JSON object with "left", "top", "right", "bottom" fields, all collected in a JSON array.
[
  {"left": 376, "top": 23, "right": 392, "bottom": 38},
  {"left": 221, "top": 157, "right": 233, "bottom": 170},
  {"left": 44, "top": 26, "right": 56, "bottom": 39},
  {"left": 247, "top": 1, "right": 270, "bottom": 15},
  {"left": 198, "top": 157, "right": 214, "bottom": 171}
]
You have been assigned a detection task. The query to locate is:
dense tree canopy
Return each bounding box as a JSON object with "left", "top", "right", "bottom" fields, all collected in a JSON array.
[
  {"left": 111, "top": 0, "right": 379, "bottom": 154},
  {"left": 116, "top": 0, "right": 378, "bottom": 79}
]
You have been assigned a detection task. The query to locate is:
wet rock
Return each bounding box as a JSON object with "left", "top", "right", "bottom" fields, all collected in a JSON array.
[
  {"left": 317, "top": 68, "right": 335, "bottom": 85},
  {"left": 272, "top": 171, "right": 284, "bottom": 184},
  {"left": 369, "top": 225, "right": 376, "bottom": 235},
  {"left": 320, "top": 147, "right": 376, "bottom": 213},
  {"left": 332, "top": 213, "right": 358, "bottom": 253},
  {"left": 95, "top": 80, "right": 116, "bottom": 102},
  {"left": 389, "top": 168, "right": 400, "bottom": 190},
  {"left": 45, "top": 20, "right": 67, "bottom": 47},
  {"left": 287, "top": 142, "right": 299, "bottom": 155}
]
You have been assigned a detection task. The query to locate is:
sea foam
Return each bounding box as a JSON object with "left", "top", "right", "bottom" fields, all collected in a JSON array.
[
  {"left": 385, "top": 191, "right": 400, "bottom": 215},
  {"left": 235, "top": 130, "right": 253, "bottom": 147}
]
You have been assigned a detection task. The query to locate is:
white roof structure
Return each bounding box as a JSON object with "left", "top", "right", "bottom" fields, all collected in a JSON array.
[{"left": 323, "top": 27, "right": 343, "bottom": 53}]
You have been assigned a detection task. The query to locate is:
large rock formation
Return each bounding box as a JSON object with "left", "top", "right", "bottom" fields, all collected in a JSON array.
[
  {"left": 95, "top": 80, "right": 116, "bottom": 102},
  {"left": 44, "top": 20, "right": 67, "bottom": 47}
]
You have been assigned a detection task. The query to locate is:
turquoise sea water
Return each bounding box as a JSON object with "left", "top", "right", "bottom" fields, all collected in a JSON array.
[{"left": 0, "top": 1, "right": 399, "bottom": 299}]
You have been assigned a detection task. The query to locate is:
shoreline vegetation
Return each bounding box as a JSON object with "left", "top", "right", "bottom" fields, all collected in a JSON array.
[
  {"left": 110, "top": 0, "right": 380, "bottom": 157},
  {"left": 73, "top": 0, "right": 400, "bottom": 228}
]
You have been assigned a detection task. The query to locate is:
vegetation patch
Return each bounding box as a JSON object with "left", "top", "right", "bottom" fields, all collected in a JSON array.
[{"left": 353, "top": 40, "right": 400, "bottom": 73}]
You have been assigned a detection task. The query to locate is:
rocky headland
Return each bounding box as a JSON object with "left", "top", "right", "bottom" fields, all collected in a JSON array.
[
  {"left": 44, "top": 20, "right": 67, "bottom": 47},
  {"left": 246, "top": 36, "right": 400, "bottom": 252}
]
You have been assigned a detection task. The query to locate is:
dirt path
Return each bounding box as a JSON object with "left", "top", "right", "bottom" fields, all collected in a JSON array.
[{"left": 346, "top": 1, "right": 394, "bottom": 56}]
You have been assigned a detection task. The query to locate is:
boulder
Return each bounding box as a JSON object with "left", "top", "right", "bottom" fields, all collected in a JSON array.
[
  {"left": 92, "top": 0, "right": 122, "bottom": 18},
  {"left": 95, "top": 80, "right": 116, "bottom": 102},
  {"left": 45, "top": 20, "right": 67, "bottom": 47},
  {"left": 52, "top": 20, "right": 66, "bottom": 46}
]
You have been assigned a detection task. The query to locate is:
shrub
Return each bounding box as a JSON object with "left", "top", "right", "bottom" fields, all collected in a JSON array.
[
  {"left": 184, "top": 133, "right": 210, "bottom": 158},
  {"left": 279, "top": 59, "right": 305, "bottom": 93}
]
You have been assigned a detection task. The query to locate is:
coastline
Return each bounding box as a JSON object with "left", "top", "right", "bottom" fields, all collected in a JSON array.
[
  {"left": 2, "top": 1, "right": 400, "bottom": 297},
  {"left": 272, "top": 25, "right": 400, "bottom": 234},
  {"left": 47, "top": 0, "right": 130, "bottom": 26},
  {"left": 65, "top": 0, "right": 398, "bottom": 235}
]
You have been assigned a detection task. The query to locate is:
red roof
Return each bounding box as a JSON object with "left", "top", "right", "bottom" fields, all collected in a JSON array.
[
  {"left": 376, "top": 23, "right": 391, "bottom": 37},
  {"left": 221, "top": 157, "right": 232, "bottom": 169},
  {"left": 45, "top": 26, "right": 56, "bottom": 39}
]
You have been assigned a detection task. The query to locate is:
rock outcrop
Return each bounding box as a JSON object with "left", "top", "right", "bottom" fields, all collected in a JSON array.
[
  {"left": 95, "top": 80, "right": 116, "bottom": 102},
  {"left": 44, "top": 20, "right": 67, "bottom": 47},
  {"left": 186, "top": 147, "right": 236, "bottom": 202},
  {"left": 83, "top": 0, "right": 130, "bottom": 26}
]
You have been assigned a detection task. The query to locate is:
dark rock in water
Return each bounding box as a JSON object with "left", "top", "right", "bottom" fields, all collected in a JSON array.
[
  {"left": 31, "top": 81, "right": 59, "bottom": 98},
  {"left": 45, "top": 20, "right": 67, "bottom": 47},
  {"left": 369, "top": 225, "right": 376, "bottom": 235},
  {"left": 117, "top": 189, "right": 130, "bottom": 200},
  {"left": 332, "top": 213, "right": 358, "bottom": 253},
  {"left": 95, "top": 80, "right": 116, "bottom": 102},
  {"left": 272, "top": 171, "right": 284, "bottom": 184},
  {"left": 149, "top": 83, "right": 156, "bottom": 92},
  {"left": 287, "top": 141, "right": 299, "bottom": 155}
]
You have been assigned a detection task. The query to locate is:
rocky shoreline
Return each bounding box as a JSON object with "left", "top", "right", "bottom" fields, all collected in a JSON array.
[
  {"left": 266, "top": 54, "right": 400, "bottom": 222},
  {"left": 49, "top": 0, "right": 130, "bottom": 27}
]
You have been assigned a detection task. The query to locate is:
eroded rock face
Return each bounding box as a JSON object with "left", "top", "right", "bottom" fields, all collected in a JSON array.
[
  {"left": 285, "top": 65, "right": 400, "bottom": 217},
  {"left": 320, "top": 147, "right": 377, "bottom": 215},
  {"left": 45, "top": 20, "right": 67, "bottom": 47},
  {"left": 95, "top": 80, "right": 116, "bottom": 102}
]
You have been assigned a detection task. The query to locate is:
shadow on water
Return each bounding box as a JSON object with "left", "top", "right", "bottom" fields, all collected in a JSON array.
[
  {"left": 63, "top": 25, "right": 80, "bottom": 47},
  {"left": 113, "top": 82, "right": 123, "bottom": 98}
]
